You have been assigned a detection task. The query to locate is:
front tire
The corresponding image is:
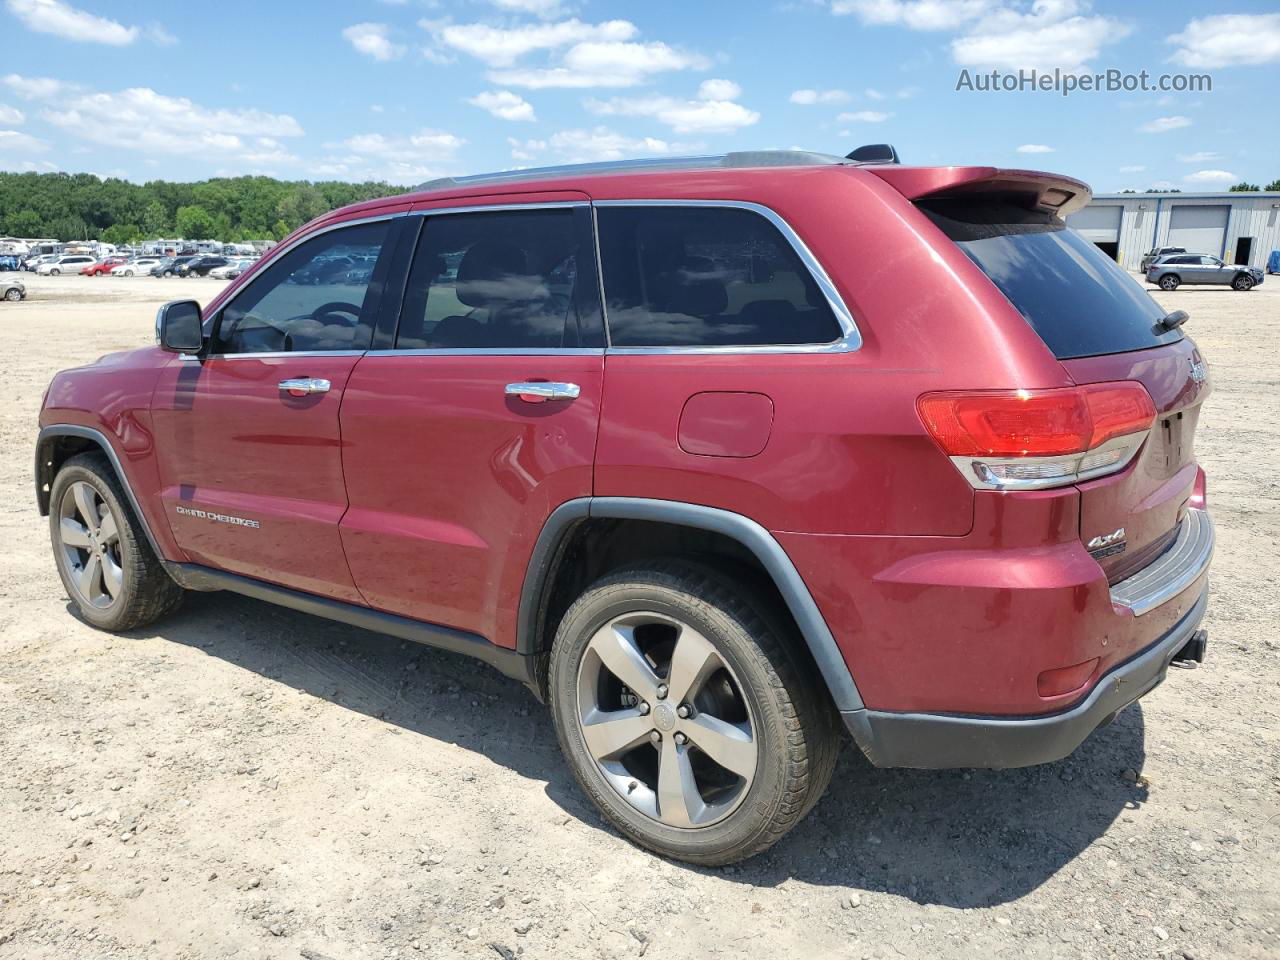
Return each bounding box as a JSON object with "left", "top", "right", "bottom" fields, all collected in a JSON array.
[
  {"left": 49, "top": 453, "right": 183, "bottom": 631},
  {"left": 548, "top": 561, "right": 839, "bottom": 866},
  {"left": 1232, "top": 274, "right": 1255, "bottom": 291},
  {"left": 4, "top": 287, "right": 20, "bottom": 301},
  {"left": 1159, "top": 274, "right": 1180, "bottom": 291}
]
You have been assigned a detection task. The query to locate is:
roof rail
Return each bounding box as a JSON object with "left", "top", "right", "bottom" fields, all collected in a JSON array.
[{"left": 413, "top": 149, "right": 852, "bottom": 193}]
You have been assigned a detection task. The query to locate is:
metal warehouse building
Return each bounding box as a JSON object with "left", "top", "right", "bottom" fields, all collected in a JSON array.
[{"left": 1067, "top": 192, "right": 1280, "bottom": 272}]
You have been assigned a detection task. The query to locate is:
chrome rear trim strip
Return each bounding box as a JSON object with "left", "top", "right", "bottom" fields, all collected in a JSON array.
[{"left": 1110, "top": 508, "right": 1213, "bottom": 616}]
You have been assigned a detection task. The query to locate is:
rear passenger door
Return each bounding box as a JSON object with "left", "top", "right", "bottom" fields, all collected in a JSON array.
[{"left": 338, "top": 199, "right": 605, "bottom": 644}]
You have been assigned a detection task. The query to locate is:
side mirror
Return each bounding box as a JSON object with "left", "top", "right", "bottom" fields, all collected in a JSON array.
[{"left": 156, "top": 300, "right": 203, "bottom": 353}]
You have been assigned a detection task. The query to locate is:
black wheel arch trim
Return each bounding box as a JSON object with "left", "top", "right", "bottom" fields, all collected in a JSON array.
[
  {"left": 517, "top": 496, "right": 866, "bottom": 713},
  {"left": 36, "top": 424, "right": 166, "bottom": 559}
]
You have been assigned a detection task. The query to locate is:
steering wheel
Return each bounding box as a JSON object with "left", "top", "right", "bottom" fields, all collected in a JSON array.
[{"left": 311, "top": 301, "right": 363, "bottom": 326}]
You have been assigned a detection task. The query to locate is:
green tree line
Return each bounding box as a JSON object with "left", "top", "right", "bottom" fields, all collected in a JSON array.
[{"left": 0, "top": 172, "right": 407, "bottom": 244}]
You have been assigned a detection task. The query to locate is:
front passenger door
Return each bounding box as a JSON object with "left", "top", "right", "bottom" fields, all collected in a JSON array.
[{"left": 151, "top": 216, "right": 400, "bottom": 601}]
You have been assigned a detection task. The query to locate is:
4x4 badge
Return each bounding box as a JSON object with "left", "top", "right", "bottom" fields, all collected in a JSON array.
[
  {"left": 1188, "top": 357, "right": 1207, "bottom": 383},
  {"left": 1087, "top": 527, "right": 1126, "bottom": 551}
]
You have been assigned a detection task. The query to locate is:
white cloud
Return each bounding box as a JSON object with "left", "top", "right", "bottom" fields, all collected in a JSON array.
[
  {"left": 0, "top": 104, "right": 24, "bottom": 125},
  {"left": 5, "top": 0, "right": 138, "bottom": 45},
  {"left": 1183, "top": 169, "right": 1238, "bottom": 185},
  {"left": 952, "top": 1, "right": 1129, "bottom": 71},
  {"left": 467, "top": 90, "right": 537, "bottom": 122},
  {"left": 836, "top": 110, "right": 892, "bottom": 122},
  {"left": 1167, "top": 14, "right": 1280, "bottom": 68},
  {"left": 492, "top": 39, "right": 709, "bottom": 88},
  {"left": 1176, "top": 151, "right": 1221, "bottom": 164},
  {"left": 343, "top": 23, "right": 406, "bottom": 62},
  {"left": 509, "top": 126, "right": 692, "bottom": 163},
  {"left": 0, "top": 129, "right": 50, "bottom": 152},
  {"left": 5, "top": 75, "right": 304, "bottom": 166},
  {"left": 1016, "top": 143, "right": 1054, "bottom": 153},
  {"left": 2, "top": 74, "right": 65, "bottom": 99},
  {"left": 585, "top": 81, "right": 759, "bottom": 134},
  {"left": 865, "top": 88, "right": 885, "bottom": 100},
  {"left": 789, "top": 88, "right": 850, "bottom": 105},
  {"left": 430, "top": 18, "right": 636, "bottom": 67},
  {"left": 830, "top": 0, "right": 993, "bottom": 30},
  {"left": 1138, "top": 115, "right": 1191, "bottom": 133},
  {"left": 698, "top": 78, "right": 741, "bottom": 101},
  {"left": 486, "top": 0, "right": 568, "bottom": 17},
  {"left": 1118, "top": 164, "right": 1145, "bottom": 173},
  {"left": 145, "top": 23, "right": 177, "bottom": 45},
  {"left": 316, "top": 129, "right": 465, "bottom": 185},
  {"left": 427, "top": 17, "right": 707, "bottom": 89}
]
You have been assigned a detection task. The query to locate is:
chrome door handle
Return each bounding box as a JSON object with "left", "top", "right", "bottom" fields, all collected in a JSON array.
[
  {"left": 278, "top": 377, "right": 331, "bottom": 395},
  {"left": 505, "top": 381, "right": 581, "bottom": 401}
]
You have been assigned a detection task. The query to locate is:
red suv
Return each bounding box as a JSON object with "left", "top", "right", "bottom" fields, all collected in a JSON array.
[{"left": 35, "top": 150, "right": 1214, "bottom": 865}]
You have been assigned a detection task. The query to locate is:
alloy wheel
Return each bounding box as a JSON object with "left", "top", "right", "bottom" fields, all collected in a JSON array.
[
  {"left": 575, "top": 612, "right": 758, "bottom": 829},
  {"left": 57, "top": 481, "right": 124, "bottom": 609}
]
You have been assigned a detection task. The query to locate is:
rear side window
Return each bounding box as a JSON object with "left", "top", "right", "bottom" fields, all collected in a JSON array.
[
  {"left": 920, "top": 198, "right": 1182, "bottom": 359},
  {"left": 595, "top": 205, "right": 842, "bottom": 347},
  {"left": 396, "top": 207, "right": 603, "bottom": 350}
]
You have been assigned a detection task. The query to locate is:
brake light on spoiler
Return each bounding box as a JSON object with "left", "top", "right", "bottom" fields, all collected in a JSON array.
[{"left": 918, "top": 382, "right": 1156, "bottom": 491}]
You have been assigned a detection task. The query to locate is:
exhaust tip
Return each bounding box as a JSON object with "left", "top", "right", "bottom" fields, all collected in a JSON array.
[{"left": 1171, "top": 629, "right": 1208, "bottom": 666}]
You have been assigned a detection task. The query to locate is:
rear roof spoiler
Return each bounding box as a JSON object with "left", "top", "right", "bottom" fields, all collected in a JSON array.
[{"left": 867, "top": 165, "right": 1092, "bottom": 216}]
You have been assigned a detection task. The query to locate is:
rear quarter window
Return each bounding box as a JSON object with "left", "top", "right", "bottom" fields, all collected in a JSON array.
[
  {"left": 595, "top": 204, "right": 843, "bottom": 348},
  {"left": 920, "top": 198, "right": 1182, "bottom": 360}
]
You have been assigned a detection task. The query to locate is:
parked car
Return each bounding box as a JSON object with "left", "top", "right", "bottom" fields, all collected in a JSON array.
[
  {"left": 208, "top": 259, "right": 255, "bottom": 280},
  {"left": 1146, "top": 254, "right": 1262, "bottom": 291},
  {"left": 81, "top": 257, "right": 129, "bottom": 276},
  {"left": 111, "top": 258, "right": 163, "bottom": 277},
  {"left": 37, "top": 255, "right": 96, "bottom": 275},
  {"left": 34, "top": 149, "right": 1214, "bottom": 866},
  {"left": 151, "top": 256, "right": 196, "bottom": 278},
  {"left": 1140, "top": 245, "right": 1187, "bottom": 272},
  {"left": 176, "top": 255, "right": 231, "bottom": 278},
  {"left": 25, "top": 254, "right": 60, "bottom": 272},
  {"left": 290, "top": 255, "right": 354, "bottom": 285},
  {"left": 2, "top": 276, "right": 24, "bottom": 301}
]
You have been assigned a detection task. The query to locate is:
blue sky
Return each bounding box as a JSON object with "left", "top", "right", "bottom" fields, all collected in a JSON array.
[{"left": 1, "top": 0, "right": 1277, "bottom": 193}]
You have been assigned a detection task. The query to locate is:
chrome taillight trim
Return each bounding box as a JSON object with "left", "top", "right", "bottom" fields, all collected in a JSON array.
[
  {"left": 1111, "top": 508, "right": 1213, "bottom": 616},
  {"left": 948, "top": 431, "right": 1149, "bottom": 492}
]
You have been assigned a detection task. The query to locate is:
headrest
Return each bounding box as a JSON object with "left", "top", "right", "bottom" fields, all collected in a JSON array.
[
  {"left": 456, "top": 241, "right": 533, "bottom": 307},
  {"left": 655, "top": 256, "right": 728, "bottom": 317}
]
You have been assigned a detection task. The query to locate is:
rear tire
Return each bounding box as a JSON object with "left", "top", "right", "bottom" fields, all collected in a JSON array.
[
  {"left": 49, "top": 453, "right": 183, "bottom": 631},
  {"left": 1159, "top": 274, "right": 1180, "bottom": 291},
  {"left": 548, "top": 561, "right": 839, "bottom": 866},
  {"left": 1232, "top": 274, "right": 1254, "bottom": 291}
]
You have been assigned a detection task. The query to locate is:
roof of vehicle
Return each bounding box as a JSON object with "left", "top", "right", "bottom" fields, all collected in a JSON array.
[{"left": 312, "top": 149, "right": 1092, "bottom": 229}]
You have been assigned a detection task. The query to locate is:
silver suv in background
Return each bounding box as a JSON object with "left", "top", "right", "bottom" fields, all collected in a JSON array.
[{"left": 1147, "top": 254, "right": 1263, "bottom": 291}]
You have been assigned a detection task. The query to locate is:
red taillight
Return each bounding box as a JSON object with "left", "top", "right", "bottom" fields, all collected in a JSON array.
[
  {"left": 1190, "top": 465, "right": 1207, "bottom": 509},
  {"left": 917, "top": 383, "right": 1156, "bottom": 457},
  {"left": 918, "top": 383, "right": 1156, "bottom": 491}
]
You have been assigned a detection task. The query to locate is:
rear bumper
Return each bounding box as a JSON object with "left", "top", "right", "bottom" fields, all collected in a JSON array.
[{"left": 844, "top": 585, "right": 1208, "bottom": 769}]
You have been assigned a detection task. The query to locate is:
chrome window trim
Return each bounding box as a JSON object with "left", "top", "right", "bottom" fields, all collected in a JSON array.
[
  {"left": 180, "top": 350, "right": 366, "bottom": 362},
  {"left": 365, "top": 347, "right": 602, "bottom": 358},
  {"left": 416, "top": 201, "right": 589, "bottom": 217},
  {"left": 592, "top": 198, "right": 863, "bottom": 355},
  {"left": 196, "top": 210, "right": 409, "bottom": 348}
]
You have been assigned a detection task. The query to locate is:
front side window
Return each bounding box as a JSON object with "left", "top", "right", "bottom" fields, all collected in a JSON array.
[
  {"left": 213, "top": 220, "right": 389, "bottom": 354},
  {"left": 395, "top": 207, "right": 602, "bottom": 350},
  {"left": 595, "top": 205, "right": 843, "bottom": 348}
]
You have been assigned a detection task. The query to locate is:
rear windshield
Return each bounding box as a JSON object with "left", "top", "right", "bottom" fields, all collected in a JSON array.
[{"left": 919, "top": 198, "right": 1182, "bottom": 359}]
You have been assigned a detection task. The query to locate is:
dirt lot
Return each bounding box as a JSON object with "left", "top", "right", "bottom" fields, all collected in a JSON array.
[{"left": 1, "top": 272, "right": 1277, "bottom": 960}]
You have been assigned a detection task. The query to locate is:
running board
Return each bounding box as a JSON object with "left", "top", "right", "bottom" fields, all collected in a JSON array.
[{"left": 163, "top": 562, "right": 540, "bottom": 693}]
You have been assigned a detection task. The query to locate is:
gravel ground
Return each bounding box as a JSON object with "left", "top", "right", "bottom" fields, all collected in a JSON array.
[{"left": 1, "top": 272, "right": 1277, "bottom": 960}]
